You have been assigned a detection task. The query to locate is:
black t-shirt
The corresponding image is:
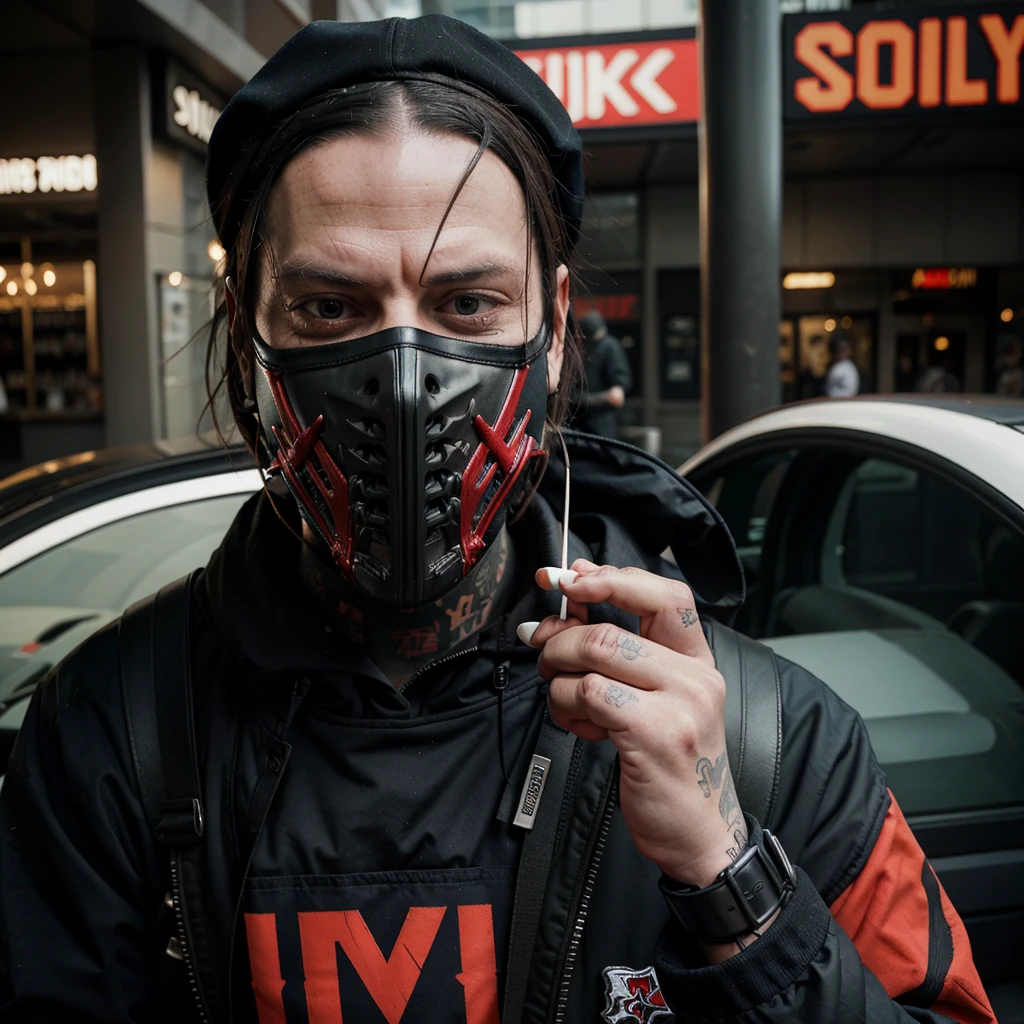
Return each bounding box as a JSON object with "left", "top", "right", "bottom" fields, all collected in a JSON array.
[{"left": 238, "top": 650, "right": 546, "bottom": 1023}]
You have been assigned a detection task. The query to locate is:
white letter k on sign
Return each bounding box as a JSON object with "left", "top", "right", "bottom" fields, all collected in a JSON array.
[{"left": 586, "top": 49, "right": 640, "bottom": 120}]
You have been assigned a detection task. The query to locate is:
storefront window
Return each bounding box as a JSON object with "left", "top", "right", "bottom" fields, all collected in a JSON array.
[
  {"left": 0, "top": 258, "right": 101, "bottom": 416},
  {"left": 788, "top": 313, "right": 876, "bottom": 400},
  {"left": 657, "top": 268, "right": 700, "bottom": 401},
  {"left": 579, "top": 193, "right": 640, "bottom": 265}
]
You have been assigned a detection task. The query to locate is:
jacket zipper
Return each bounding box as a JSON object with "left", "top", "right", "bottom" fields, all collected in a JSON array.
[
  {"left": 226, "top": 677, "right": 310, "bottom": 1024},
  {"left": 169, "top": 852, "right": 211, "bottom": 1024},
  {"left": 552, "top": 774, "right": 618, "bottom": 1024},
  {"left": 397, "top": 646, "right": 480, "bottom": 694}
]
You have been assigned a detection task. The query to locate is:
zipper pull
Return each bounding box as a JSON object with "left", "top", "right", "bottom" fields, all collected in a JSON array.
[{"left": 513, "top": 752, "right": 553, "bottom": 830}]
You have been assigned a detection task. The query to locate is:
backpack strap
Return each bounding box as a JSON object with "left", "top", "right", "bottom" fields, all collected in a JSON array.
[
  {"left": 119, "top": 572, "right": 205, "bottom": 847},
  {"left": 708, "top": 623, "right": 783, "bottom": 827}
]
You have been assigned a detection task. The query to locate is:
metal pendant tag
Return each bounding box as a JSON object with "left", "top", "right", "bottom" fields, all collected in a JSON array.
[{"left": 513, "top": 754, "right": 552, "bottom": 830}]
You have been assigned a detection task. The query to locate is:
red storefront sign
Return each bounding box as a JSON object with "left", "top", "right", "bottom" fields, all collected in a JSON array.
[
  {"left": 514, "top": 38, "right": 698, "bottom": 128},
  {"left": 785, "top": 6, "right": 1024, "bottom": 119}
]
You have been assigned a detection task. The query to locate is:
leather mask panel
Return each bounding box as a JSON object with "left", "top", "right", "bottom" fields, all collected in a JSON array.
[{"left": 253, "top": 326, "right": 550, "bottom": 608}]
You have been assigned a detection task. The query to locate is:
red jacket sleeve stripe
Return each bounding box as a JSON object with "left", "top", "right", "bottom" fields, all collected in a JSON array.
[{"left": 829, "top": 791, "right": 995, "bottom": 1024}]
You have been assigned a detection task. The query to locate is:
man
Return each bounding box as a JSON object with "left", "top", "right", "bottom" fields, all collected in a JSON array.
[
  {"left": 574, "top": 310, "right": 633, "bottom": 438},
  {"left": 824, "top": 332, "right": 860, "bottom": 398}
]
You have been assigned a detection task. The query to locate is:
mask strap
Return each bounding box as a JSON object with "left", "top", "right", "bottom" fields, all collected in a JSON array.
[{"left": 556, "top": 429, "right": 571, "bottom": 620}]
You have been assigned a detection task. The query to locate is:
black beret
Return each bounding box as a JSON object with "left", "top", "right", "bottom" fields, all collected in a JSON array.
[{"left": 206, "top": 14, "right": 583, "bottom": 251}]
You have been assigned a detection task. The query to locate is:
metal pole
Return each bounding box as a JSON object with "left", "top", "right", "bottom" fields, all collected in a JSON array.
[{"left": 698, "top": 0, "right": 782, "bottom": 441}]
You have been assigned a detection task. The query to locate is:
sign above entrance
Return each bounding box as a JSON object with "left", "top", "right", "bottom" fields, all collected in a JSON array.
[
  {"left": 155, "top": 58, "right": 226, "bottom": 154},
  {"left": 785, "top": 7, "right": 1024, "bottom": 120},
  {"left": 515, "top": 36, "right": 698, "bottom": 129},
  {"left": 0, "top": 155, "right": 97, "bottom": 196},
  {"left": 912, "top": 267, "right": 978, "bottom": 289}
]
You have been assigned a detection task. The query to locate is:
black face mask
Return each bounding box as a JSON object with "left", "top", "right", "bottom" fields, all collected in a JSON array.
[{"left": 253, "top": 326, "right": 550, "bottom": 608}]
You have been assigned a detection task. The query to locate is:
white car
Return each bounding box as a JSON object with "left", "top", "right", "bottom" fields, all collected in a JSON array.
[{"left": 681, "top": 395, "right": 1024, "bottom": 1020}]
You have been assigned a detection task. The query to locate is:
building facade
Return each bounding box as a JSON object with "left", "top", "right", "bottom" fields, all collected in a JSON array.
[
  {"left": 0, "top": 0, "right": 386, "bottom": 476},
  {"left": 509, "top": 2, "right": 1024, "bottom": 463},
  {"left": 1, "top": 0, "right": 1021, "bottom": 472}
]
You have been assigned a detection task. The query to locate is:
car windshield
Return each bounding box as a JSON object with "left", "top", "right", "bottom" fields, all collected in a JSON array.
[{"left": 0, "top": 494, "right": 250, "bottom": 713}]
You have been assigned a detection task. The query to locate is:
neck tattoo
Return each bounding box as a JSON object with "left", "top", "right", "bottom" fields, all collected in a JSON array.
[{"left": 300, "top": 528, "right": 518, "bottom": 685}]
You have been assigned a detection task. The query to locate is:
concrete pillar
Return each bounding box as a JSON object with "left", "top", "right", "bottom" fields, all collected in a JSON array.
[
  {"left": 698, "top": 0, "right": 782, "bottom": 441},
  {"left": 93, "top": 46, "right": 163, "bottom": 447}
]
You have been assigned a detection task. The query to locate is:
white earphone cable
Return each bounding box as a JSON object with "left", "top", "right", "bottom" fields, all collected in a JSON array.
[{"left": 557, "top": 429, "right": 571, "bottom": 620}]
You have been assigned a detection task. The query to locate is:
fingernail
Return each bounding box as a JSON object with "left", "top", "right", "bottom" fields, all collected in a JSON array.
[
  {"left": 542, "top": 567, "right": 579, "bottom": 589},
  {"left": 517, "top": 621, "right": 540, "bottom": 645}
]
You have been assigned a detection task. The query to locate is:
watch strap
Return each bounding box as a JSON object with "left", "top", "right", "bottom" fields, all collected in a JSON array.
[{"left": 659, "top": 815, "right": 796, "bottom": 942}]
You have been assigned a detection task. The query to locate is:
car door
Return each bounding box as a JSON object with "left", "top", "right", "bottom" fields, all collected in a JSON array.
[{"left": 687, "top": 434, "right": 1024, "bottom": 1021}]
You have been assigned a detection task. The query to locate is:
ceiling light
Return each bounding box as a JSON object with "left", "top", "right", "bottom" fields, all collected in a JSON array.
[
  {"left": 783, "top": 271, "right": 835, "bottom": 290},
  {"left": 0, "top": 268, "right": 6, "bottom": 284},
  {"left": 24, "top": 278, "right": 37, "bottom": 296},
  {"left": 207, "top": 240, "right": 226, "bottom": 263},
  {"left": 43, "top": 269, "right": 56, "bottom": 287},
  {"left": 168, "top": 271, "right": 183, "bottom": 287},
  {"left": 934, "top": 335, "right": 950, "bottom": 351},
  {"left": 824, "top": 318, "right": 837, "bottom": 332},
  {"left": 20, "top": 262, "right": 33, "bottom": 279},
  {"left": 840, "top": 315, "right": 852, "bottom": 329},
  {"left": 6, "top": 280, "right": 17, "bottom": 296},
  {"left": 1001, "top": 308, "right": 1014, "bottom": 323}
]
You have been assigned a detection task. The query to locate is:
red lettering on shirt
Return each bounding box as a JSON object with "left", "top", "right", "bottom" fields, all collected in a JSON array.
[
  {"left": 456, "top": 904, "right": 500, "bottom": 1024},
  {"left": 245, "top": 912, "right": 288, "bottom": 1024},
  {"left": 299, "top": 907, "right": 446, "bottom": 1024}
]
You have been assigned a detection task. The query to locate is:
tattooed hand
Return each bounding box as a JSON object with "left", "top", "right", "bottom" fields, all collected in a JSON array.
[{"left": 520, "top": 560, "right": 746, "bottom": 890}]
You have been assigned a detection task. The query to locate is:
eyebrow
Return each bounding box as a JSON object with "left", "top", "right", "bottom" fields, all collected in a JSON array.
[
  {"left": 420, "top": 262, "right": 520, "bottom": 287},
  {"left": 274, "top": 262, "right": 364, "bottom": 288},
  {"left": 272, "top": 259, "right": 519, "bottom": 290}
]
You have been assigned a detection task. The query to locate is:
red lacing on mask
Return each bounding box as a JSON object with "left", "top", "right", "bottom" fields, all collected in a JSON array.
[
  {"left": 264, "top": 369, "right": 353, "bottom": 575},
  {"left": 460, "top": 364, "right": 544, "bottom": 571}
]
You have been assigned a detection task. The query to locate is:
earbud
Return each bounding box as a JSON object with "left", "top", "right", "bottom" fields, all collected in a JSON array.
[{"left": 224, "top": 274, "right": 237, "bottom": 331}]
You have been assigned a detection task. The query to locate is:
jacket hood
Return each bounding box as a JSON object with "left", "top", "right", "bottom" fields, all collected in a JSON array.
[{"left": 539, "top": 429, "right": 744, "bottom": 618}]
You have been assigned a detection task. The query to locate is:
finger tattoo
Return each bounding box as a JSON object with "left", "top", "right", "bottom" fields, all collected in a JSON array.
[
  {"left": 605, "top": 683, "right": 639, "bottom": 708},
  {"left": 616, "top": 635, "right": 651, "bottom": 661},
  {"left": 678, "top": 608, "right": 699, "bottom": 628}
]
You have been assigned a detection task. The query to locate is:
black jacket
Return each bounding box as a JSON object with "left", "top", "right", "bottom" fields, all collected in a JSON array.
[{"left": 0, "top": 433, "right": 993, "bottom": 1023}]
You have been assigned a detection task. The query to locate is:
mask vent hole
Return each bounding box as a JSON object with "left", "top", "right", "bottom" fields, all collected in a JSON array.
[
  {"left": 353, "top": 418, "right": 385, "bottom": 439},
  {"left": 363, "top": 377, "right": 380, "bottom": 396},
  {"left": 425, "top": 413, "right": 448, "bottom": 437},
  {"left": 351, "top": 444, "right": 387, "bottom": 467},
  {"left": 425, "top": 374, "right": 441, "bottom": 395}
]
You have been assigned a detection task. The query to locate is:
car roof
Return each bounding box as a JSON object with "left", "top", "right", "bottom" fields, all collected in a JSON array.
[
  {"left": 0, "top": 435, "right": 255, "bottom": 549},
  {"left": 844, "top": 394, "right": 1024, "bottom": 425},
  {"left": 680, "top": 395, "right": 1024, "bottom": 512}
]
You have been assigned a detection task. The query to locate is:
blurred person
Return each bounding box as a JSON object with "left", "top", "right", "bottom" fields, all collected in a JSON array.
[
  {"left": 573, "top": 309, "right": 632, "bottom": 438},
  {"left": 824, "top": 332, "right": 860, "bottom": 398},
  {"left": 0, "top": 16, "right": 994, "bottom": 1024},
  {"left": 917, "top": 355, "right": 961, "bottom": 394},
  {"left": 995, "top": 333, "right": 1023, "bottom": 397}
]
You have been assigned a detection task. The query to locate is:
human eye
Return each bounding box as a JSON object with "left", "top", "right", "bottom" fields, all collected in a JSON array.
[
  {"left": 298, "top": 297, "right": 352, "bottom": 321},
  {"left": 440, "top": 293, "right": 500, "bottom": 322}
]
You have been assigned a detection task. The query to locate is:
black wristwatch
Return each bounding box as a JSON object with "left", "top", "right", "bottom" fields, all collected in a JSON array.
[{"left": 659, "top": 815, "right": 796, "bottom": 943}]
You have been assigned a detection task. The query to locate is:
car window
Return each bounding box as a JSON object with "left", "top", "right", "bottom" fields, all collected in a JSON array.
[
  {"left": 700, "top": 450, "right": 795, "bottom": 555},
  {"left": 763, "top": 453, "right": 1024, "bottom": 818},
  {"left": 0, "top": 493, "right": 250, "bottom": 704},
  {"left": 837, "top": 458, "right": 1014, "bottom": 622}
]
